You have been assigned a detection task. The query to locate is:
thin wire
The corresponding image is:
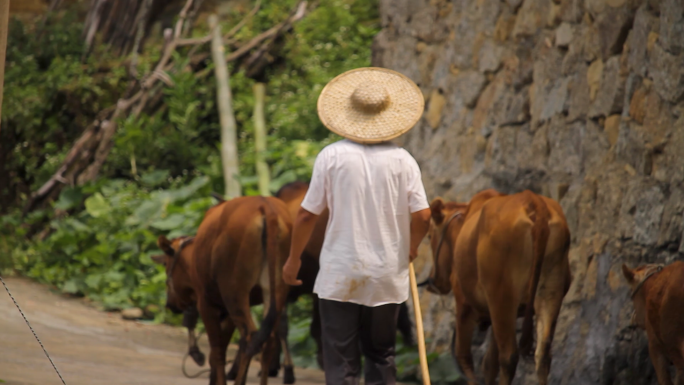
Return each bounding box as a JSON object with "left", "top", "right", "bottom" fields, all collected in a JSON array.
[{"left": 1, "top": 275, "right": 67, "bottom": 385}]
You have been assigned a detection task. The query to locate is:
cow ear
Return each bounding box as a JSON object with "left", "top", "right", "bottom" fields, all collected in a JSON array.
[
  {"left": 430, "top": 198, "right": 445, "bottom": 225},
  {"left": 157, "top": 235, "right": 175, "bottom": 256},
  {"left": 622, "top": 263, "right": 635, "bottom": 283},
  {"left": 151, "top": 254, "right": 166, "bottom": 265}
]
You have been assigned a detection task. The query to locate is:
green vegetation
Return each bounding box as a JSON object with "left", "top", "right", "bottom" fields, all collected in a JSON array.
[{"left": 0, "top": 1, "right": 459, "bottom": 382}]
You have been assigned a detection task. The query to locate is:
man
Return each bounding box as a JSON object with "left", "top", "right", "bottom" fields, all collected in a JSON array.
[{"left": 283, "top": 67, "right": 432, "bottom": 385}]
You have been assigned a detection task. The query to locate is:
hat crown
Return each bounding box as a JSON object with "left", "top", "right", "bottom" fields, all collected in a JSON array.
[{"left": 350, "top": 82, "right": 390, "bottom": 113}]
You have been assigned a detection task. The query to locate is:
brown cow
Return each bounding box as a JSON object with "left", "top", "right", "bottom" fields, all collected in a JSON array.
[
  {"left": 153, "top": 236, "right": 293, "bottom": 382},
  {"left": 426, "top": 189, "right": 571, "bottom": 385},
  {"left": 156, "top": 196, "right": 292, "bottom": 385},
  {"left": 622, "top": 261, "right": 684, "bottom": 385}
]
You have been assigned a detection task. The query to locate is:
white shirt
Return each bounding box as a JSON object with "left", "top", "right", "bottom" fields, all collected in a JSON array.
[{"left": 300, "top": 139, "right": 430, "bottom": 307}]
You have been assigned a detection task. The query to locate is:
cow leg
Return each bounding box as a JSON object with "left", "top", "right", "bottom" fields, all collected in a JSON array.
[
  {"left": 648, "top": 338, "right": 674, "bottom": 385},
  {"left": 487, "top": 286, "right": 519, "bottom": 385},
  {"left": 198, "top": 302, "right": 229, "bottom": 385},
  {"left": 223, "top": 294, "right": 258, "bottom": 385},
  {"left": 483, "top": 330, "right": 499, "bottom": 385},
  {"left": 260, "top": 335, "right": 278, "bottom": 385},
  {"left": 224, "top": 318, "right": 241, "bottom": 380},
  {"left": 268, "top": 338, "right": 282, "bottom": 377},
  {"left": 183, "top": 307, "right": 206, "bottom": 366},
  {"left": 453, "top": 303, "right": 478, "bottom": 385},
  {"left": 533, "top": 267, "right": 567, "bottom": 385},
  {"left": 278, "top": 310, "right": 296, "bottom": 384}
]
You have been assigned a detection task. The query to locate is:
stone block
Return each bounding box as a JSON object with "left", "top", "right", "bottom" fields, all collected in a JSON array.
[
  {"left": 659, "top": 0, "right": 684, "bottom": 55},
  {"left": 626, "top": 5, "right": 658, "bottom": 76},
  {"left": 555, "top": 22, "right": 574, "bottom": 48},
  {"left": 628, "top": 86, "right": 647, "bottom": 124},
  {"left": 651, "top": 43, "right": 684, "bottom": 103},
  {"left": 590, "top": 56, "right": 626, "bottom": 118},
  {"left": 604, "top": 114, "right": 621, "bottom": 146},
  {"left": 567, "top": 64, "right": 590, "bottom": 122},
  {"left": 513, "top": 0, "right": 550, "bottom": 37},
  {"left": 477, "top": 38, "right": 504, "bottom": 73},
  {"left": 426, "top": 89, "right": 446, "bottom": 129},
  {"left": 587, "top": 59, "right": 604, "bottom": 101},
  {"left": 595, "top": 5, "right": 635, "bottom": 58}
]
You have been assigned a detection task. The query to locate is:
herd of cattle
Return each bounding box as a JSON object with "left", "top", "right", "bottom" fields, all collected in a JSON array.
[{"left": 150, "top": 181, "right": 684, "bottom": 385}]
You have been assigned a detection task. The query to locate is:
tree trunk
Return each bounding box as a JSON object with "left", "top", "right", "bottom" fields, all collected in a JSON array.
[
  {"left": 209, "top": 14, "right": 241, "bottom": 199},
  {"left": 0, "top": 0, "right": 9, "bottom": 128},
  {"left": 253, "top": 83, "right": 270, "bottom": 196}
]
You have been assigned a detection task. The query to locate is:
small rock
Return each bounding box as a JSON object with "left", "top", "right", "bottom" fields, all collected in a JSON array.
[
  {"left": 604, "top": 115, "right": 621, "bottom": 146},
  {"left": 121, "top": 307, "right": 144, "bottom": 320},
  {"left": 629, "top": 87, "right": 647, "bottom": 124},
  {"left": 555, "top": 22, "right": 574, "bottom": 48},
  {"left": 587, "top": 59, "right": 604, "bottom": 101},
  {"left": 425, "top": 89, "right": 446, "bottom": 129}
]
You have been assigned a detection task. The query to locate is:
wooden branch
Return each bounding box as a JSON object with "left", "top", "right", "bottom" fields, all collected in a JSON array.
[
  {"left": 223, "top": 0, "right": 262, "bottom": 41},
  {"left": 253, "top": 83, "right": 270, "bottom": 196},
  {"left": 228, "top": 1, "right": 306, "bottom": 63},
  {"left": 176, "top": 36, "right": 212, "bottom": 46},
  {"left": 210, "top": 14, "right": 241, "bottom": 198},
  {"left": 22, "top": 0, "right": 311, "bottom": 216},
  {"left": 174, "top": 0, "right": 194, "bottom": 40},
  {"left": 183, "top": 0, "right": 206, "bottom": 37},
  {"left": 244, "top": 1, "right": 307, "bottom": 77},
  {"left": 129, "top": 0, "right": 154, "bottom": 78}
]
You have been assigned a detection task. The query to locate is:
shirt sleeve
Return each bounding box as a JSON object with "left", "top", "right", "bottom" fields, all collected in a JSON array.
[
  {"left": 406, "top": 156, "right": 430, "bottom": 213},
  {"left": 301, "top": 150, "right": 328, "bottom": 215}
]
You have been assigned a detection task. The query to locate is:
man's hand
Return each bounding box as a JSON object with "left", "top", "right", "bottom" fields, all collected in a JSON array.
[
  {"left": 409, "top": 249, "right": 419, "bottom": 263},
  {"left": 283, "top": 257, "right": 303, "bottom": 286},
  {"left": 283, "top": 206, "right": 319, "bottom": 286},
  {"left": 409, "top": 208, "right": 431, "bottom": 263}
]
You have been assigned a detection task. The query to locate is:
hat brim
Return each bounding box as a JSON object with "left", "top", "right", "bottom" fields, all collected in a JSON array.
[{"left": 317, "top": 67, "right": 425, "bottom": 144}]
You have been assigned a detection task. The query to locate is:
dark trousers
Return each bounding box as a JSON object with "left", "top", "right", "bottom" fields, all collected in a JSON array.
[{"left": 319, "top": 298, "right": 400, "bottom": 385}]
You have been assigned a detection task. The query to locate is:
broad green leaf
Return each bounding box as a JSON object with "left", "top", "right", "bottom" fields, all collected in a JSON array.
[
  {"left": 140, "top": 169, "right": 170, "bottom": 187},
  {"left": 150, "top": 213, "right": 186, "bottom": 230},
  {"left": 54, "top": 187, "right": 83, "bottom": 210},
  {"left": 85, "top": 193, "right": 111, "bottom": 218}
]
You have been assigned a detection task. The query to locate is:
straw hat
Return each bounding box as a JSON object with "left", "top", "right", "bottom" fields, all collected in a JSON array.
[{"left": 317, "top": 67, "right": 425, "bottom": 144}]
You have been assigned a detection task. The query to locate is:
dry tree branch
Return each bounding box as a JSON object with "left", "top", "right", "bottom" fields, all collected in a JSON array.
[
  {"left": 223, "top": 0, "right": 262, "bottom": 41},
  {"left": 23, "top": 0, "right": 311, "bottom": 217}
]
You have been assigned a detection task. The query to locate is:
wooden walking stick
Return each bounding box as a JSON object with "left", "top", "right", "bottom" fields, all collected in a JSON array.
[{"left": 409, "top": 262, "right": 431, "bottom": 385}]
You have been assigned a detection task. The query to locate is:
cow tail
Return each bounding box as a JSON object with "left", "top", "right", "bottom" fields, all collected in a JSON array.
[
  {"left": 519, "top": 192, "right": 550, "bottom": 357},
  {"left": 247, "top": 199, "right": 280, "bottom": 356}
]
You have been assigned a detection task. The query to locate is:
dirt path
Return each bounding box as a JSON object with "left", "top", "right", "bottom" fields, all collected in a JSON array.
[{"left": 0, "top": 277, "right": 326, "bottom": 385}]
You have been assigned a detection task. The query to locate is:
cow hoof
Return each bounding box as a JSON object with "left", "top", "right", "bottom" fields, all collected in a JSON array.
[
  {"left": 226, "top": 369, "right": 237, "bottom": 381},
  {"left": 189, "top": 349, "right": 205, "bottom": 367},
  {"left": 283, "top": 366, "right": 295, "bottom": 384},
  {"left": 257, "top": 369, "right": 280, "bottom": 378}
]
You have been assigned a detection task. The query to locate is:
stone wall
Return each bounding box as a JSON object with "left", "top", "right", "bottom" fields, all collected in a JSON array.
[{"left": 373, "top": 0, "right": 684, "bottom": 383}]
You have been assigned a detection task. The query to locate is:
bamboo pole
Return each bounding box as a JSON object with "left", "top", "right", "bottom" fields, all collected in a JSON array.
[
  {"left": 0, "top": 0, "right": 10, "bottom": 128},
  {"left": 253, "top": 83, "right": 270, "bottom": 196},
  {"left": 209, "top": 14, "right": 241, "bottom": 199},
  {"left": 409, "top": 263, "right": 431, "bottom": 385}
]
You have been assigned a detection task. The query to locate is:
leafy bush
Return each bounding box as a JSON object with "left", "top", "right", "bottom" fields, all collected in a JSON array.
[{"left": 0, "top": 1, "right": 449, "bottom": 382}]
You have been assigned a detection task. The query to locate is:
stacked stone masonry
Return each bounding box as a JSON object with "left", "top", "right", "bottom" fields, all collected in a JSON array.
[{"left": 373, "top": 0, "right": 684, "bottom": 383}]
